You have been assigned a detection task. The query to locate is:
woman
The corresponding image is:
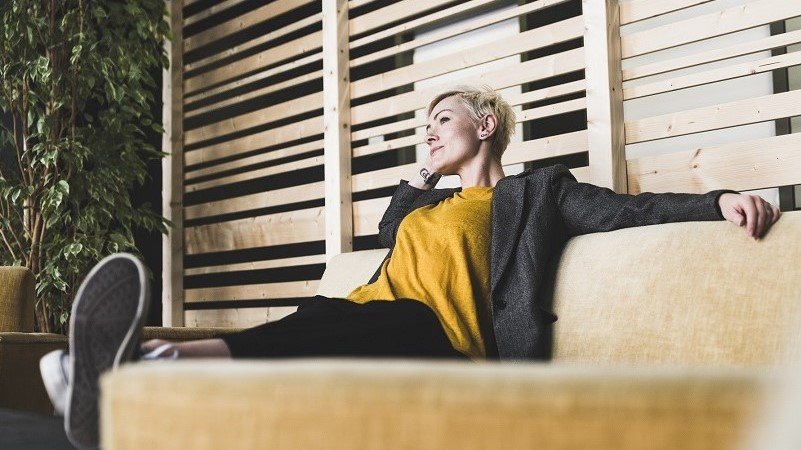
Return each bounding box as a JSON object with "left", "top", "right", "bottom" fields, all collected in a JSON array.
[{"left": 42, "top": 86, "right": 780, "bottom": 448}]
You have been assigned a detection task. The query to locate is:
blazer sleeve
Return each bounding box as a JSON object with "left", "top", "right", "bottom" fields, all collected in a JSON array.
[
  {"left": 548, "top": 164, "right": 739, "bottom": 238},
  {"left": 377, "top": 180, "right": 427, "bottom": 248}
]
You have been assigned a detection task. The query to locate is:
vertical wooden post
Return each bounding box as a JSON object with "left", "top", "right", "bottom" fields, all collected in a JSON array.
[
  {"left": 583, "top": 0, "right": 627, "bottom": 193},
  {"left": 162, "top": 0, "right": 184, "bottom": 326},
  {"left": 322, "top": 0, "right": 353, "bottom": 262}
]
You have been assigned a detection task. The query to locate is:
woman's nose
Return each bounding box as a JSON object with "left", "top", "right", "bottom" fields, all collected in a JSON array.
[{"left": 426, "top": 134, "right": 436, "bottom": 145}]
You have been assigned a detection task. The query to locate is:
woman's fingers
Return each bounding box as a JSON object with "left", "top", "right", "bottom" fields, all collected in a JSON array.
[
  {"left": 719, "top": 192, "right": 781, "bottom": 239},
  {"left": 741, "top": 197, "right": 758, "bottom": 237},
  {"left": 754, "top": 196, "right": 767, "bottom": 238},
  {"left": 771, "top": 203, "right": 781, "bottom": 224}
]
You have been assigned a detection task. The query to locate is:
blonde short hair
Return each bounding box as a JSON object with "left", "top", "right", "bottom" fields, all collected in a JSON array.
[{"left": 427, "top": 85, "right": 516, "bottom": 159}]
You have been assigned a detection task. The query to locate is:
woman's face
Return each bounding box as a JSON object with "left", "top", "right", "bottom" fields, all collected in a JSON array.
[{"left": 425, "top": 96, "right": 482, "bottom": 175}]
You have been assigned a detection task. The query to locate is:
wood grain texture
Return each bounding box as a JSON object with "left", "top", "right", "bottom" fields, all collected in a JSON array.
[
  {"left": 621, "top": 0, "right": 801, "bottom": 59},
  {"left": 584, "top": 0, "right": 627, "bottom": 192},
  {"left": 185, "top": 207, "right": 325, "bottom": 255},
  {"left": 626, "top": 89, "right": 801, "bottom": 144},
  {"left": 627, "top": 132, "right": 801, "bottom": 194},
  {"left": 162, "top": 0, "right": 184, "bottom": 326},
  {"left": 323, "top": 0, "right": 353, "bottom": 260}
]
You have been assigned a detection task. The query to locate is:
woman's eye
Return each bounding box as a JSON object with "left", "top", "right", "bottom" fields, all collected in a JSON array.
[{"left": 440, "top": 117, "right": 449, "bottom": 124}]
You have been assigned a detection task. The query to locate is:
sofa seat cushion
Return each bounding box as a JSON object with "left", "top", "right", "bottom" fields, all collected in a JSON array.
[{"left": 101, "top": 360, "right": 764, "bottom": 450}]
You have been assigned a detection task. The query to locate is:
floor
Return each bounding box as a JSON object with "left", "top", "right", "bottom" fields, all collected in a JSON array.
[{"left": 0, "top": 408, "right": 75, "bottom": 450}]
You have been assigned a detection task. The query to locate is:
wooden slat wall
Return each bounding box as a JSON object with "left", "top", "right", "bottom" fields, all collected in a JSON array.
[
  {"left": 176, "top": 0, "right": 327, "bottom": 325},
  {"left": 163, "top": 0, "right": 593, "bottom": 327},
  {"left": 619, "top": 0, "right": 801, "bottom": 194}
]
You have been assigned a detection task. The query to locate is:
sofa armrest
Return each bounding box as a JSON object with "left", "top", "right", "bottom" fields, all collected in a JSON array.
[
  {"left": 0, "top": 332, "right": 68, "bottom": 414},
  {"left": 101, "top": 360, "right": 764, "bottom": 450},
  {"left": 0, "top": 267, "right": 35, "bottom": 332}
]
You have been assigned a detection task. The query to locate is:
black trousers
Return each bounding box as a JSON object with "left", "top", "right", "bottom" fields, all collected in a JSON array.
[{"left": 221, "top": 296, "right": 469, "bottom": 360}]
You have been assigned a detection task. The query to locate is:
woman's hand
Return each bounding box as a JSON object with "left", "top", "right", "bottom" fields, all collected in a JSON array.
[
  {"left": 407, "top": 153, "right": 440, "bottom": 190},
  {"left": 718, "top": 193, "right": 781, "bottom": 239}
]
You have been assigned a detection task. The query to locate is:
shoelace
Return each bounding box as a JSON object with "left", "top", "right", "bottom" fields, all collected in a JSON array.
[{"left": 139, "top": 343, "right": 179, "bottom": 360}]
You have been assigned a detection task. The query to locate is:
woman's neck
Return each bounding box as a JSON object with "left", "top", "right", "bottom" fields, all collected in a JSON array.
[{"left": 458, "top": 154, "right": 506, "bottom": 188}]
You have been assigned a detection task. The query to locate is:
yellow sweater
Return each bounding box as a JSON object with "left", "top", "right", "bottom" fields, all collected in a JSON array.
[{"left": 347, "top": 186, "right": 494, "bottom": 359}]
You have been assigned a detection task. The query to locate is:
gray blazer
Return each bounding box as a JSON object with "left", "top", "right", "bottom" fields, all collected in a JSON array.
[{"left": 373, "top": 164, "right": 736, "bottom": 360}]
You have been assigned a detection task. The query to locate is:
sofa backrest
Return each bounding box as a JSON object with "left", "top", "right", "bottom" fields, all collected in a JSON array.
[
  {"left": 318, "top": 212, "right": 801, "bottom": 367},
  {"left": 0, "top": 266, "right": 35, "bottom": 332},
  {"left": 316, "top": 249, "right": 388, "bottom": 299},
  {"left": 550, "top": 211, "right": 801, "bottom": 368}
]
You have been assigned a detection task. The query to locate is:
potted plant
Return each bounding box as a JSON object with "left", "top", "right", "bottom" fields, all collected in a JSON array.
[{"left": 0, "top": 0, "right": 170, "bottom": 333}]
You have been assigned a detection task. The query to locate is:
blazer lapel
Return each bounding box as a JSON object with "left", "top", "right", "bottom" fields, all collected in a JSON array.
[{"left": 490, "top": 176, "right": 527, "bottom": 299}]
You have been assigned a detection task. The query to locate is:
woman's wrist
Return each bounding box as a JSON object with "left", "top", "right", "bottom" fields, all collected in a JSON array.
[{"left": 408, "top": 167, "right": 440, "bottom": 190}]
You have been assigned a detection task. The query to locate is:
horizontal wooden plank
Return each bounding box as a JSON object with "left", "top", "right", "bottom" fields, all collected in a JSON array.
[
  {"left": 571, "top": 166, "right": 590, "bottom": 183},
  {"left": 350, "top": 0, "right": 571, "bottom": 66},
  {"left": 627, "top": 132, "right": 801, "bottom": 194},
  {"left": 186, "top": 155, "right": 323, "bottom": 192},
  {"left": 184, "top": 0, "right": 315, "bottom": 53},
  {"left": 185, "top": 32, "right": 322, "bottom": 95},
  {"left": 351, "top": 16, "right": 584, "bottom": 100},
  {"left": 185, "top": 92, "right": 323, "bottom": 146},
  {"left": 352, "top": 80, "right": 585, "bottom": 142},
  {"left": 185, "top": 207, "right": 325, "bottom": 255},
  {"left": 350, "top": 0, "right": 494, "bottom": 51},
  {"left": 352, "top": 162, "right": 416, "bottom": 193},
  {"left": 624, "top": 50, "right": 801, "bottom": 100},
  {"left": 623, "top": 28, "right": 801, "bottom": 81},
  {"left": 351, "top": 47, "right": 586, "bottom": 126},
  {"left": 185, "top": 306, "right": 298, "bottom": 328},
  {"left": 621, "top": 0, "right": 801, "bottom": 59},
  {"left": 353, "top": 97, "right": 586, "bottom": 158},
  {"left": 185, "top": 280, "right": 319, "bottom": 302},
  {"left": 186, "top": 72, "right": 321, "bottom": 119},
  {"left": 185, "top": 116, "right": 323, "bottom": 166},
  {"left": 185, "top": 254, "right": 327, "bottom": 276},
  {"left": 185, "top": 181, "right": 325, "bottom": 220},
  {"left": 349, "top": 0, "right": 452, "bottom": 37},
  {"left": 185, "top": 139, "right": 324, "bottom": 181},
  {"left": 186, "top": 12, "right": 322, "bottom": 72},
  {"left": 349, "top": 0, "right": 378, "bottom": 8},
  {"left": 184, "top": 0, "right": 249, "bottom": 27},
  {"left": 184, "top": 51, "right": 323, "bottom": 106},
  {"left": 502, "top": 130, "right": 588, "bottom": 166},
  {"left": 619, "top": 0, "right": 713, "bottom": 25},
  {"left": 626, "top": 89, "right": 801, "bottom": 144},
  {"left": 353, "top": 197, "right": 390, "bottom": 237}
]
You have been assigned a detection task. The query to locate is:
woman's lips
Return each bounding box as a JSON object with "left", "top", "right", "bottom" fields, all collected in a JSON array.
[{"left": 430, "top": 146, "right": 443, "bottom": 156}]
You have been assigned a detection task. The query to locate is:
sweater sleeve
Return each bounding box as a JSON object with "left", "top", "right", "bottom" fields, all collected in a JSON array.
[
  {"left": 548, "top": 164, "right": 739, "bottom": 238},
  {"left": 377, "top": 180, "right": 427, "bottom": 248}
]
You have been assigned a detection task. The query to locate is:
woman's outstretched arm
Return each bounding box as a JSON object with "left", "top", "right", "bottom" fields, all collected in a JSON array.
[{"left": 548, "top": 164, "right": 779, "bottom": 238}]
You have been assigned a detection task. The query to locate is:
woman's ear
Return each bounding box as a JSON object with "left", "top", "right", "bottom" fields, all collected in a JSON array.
[{"left": 478, "top": 114, "right": 498, "bottom": 140}]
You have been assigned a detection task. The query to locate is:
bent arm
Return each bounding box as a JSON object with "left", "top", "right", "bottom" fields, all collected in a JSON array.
[
  {"left": 377, "top": 180, "right": 426, "bottom": 248},
  {"left": 549, "top": 165, "right": 738, "bottom": 238}
]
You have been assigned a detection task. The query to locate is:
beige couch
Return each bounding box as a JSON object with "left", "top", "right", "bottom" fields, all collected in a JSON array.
[{"left": 100, "top": 211, "right": 801, "bottom": 450}]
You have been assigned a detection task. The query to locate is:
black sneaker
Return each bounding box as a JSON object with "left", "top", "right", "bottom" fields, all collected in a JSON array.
[{"left": 65, "top": 253, "right": 150, "bottom": 449}]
